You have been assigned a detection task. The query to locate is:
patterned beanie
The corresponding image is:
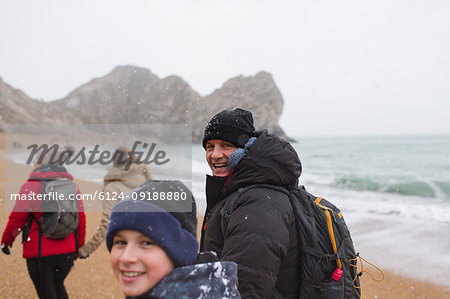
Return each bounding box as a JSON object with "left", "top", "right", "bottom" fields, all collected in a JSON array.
[
  {"left": 106, "top": 181, "right": 199, "bottom": 267},
  {"left": 202, "top": 107, "right": 255, "bottom": 149},
  {"left": 227, "top": 137, "right": 257, "bottom": 171}
]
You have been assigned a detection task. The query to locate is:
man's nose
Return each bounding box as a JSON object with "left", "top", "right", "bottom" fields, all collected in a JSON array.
[{"left": 211, "top": 146, "right": 224, "bottom": 159}]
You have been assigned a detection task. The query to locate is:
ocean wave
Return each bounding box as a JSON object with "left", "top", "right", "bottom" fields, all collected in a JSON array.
[{"left": 335, "top": 176, "right": 450, "bottom": 199}]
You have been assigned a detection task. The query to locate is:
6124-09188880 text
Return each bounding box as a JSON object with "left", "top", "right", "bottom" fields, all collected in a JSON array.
[
  {"left": 100, "top": 191, "right": 187, "bottom": 201},
  {"left": 9, "top": 191, "right": 187, "bottom": 202}
]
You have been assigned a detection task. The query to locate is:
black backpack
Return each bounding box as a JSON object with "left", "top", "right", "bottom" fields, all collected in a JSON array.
[
  {"left": 220, "top": 184, "right": 361, "bottom": 299},
  {"left": 23, "top": 178, "right": 80, "bottom": 257}
]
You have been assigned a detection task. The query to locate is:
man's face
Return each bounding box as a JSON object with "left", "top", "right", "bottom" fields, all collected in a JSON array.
[{"left": 205, "top": 139, "right": 238, "bottom": 177}]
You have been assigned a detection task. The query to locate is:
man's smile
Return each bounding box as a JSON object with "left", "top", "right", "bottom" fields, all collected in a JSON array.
[{"left": 213, "top": 163, "right": 228, "bottom": 169}]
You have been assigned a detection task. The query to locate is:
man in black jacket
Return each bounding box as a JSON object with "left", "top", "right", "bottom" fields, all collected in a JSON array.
[{"left": 200, "top": 107, "right": 301, "bottom": 298}]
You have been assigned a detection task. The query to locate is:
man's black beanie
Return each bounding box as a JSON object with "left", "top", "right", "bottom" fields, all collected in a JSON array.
[{"left": 202, "top": 107, "right": 255, "bottom": 149}]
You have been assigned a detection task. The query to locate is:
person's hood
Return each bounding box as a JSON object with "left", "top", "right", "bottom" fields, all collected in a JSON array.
[
  {"left": 129, "top": 261, "right": 240, "bottom": 299},
  {"left": 104, "top": 163, "right": 151, "bottom": 189},
  {"left": 223, "top": 130, "right": 301, "bottom": 197},
  {"left": 29, "top": 164, "right": 73, "bottom": 181}
]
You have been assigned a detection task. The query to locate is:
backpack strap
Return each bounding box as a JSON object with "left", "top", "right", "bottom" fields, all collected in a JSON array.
[
  {"left": 74, "top": 228, "right": 79, "bottom": 254},
  {"left": 282, "top": 187, "right": 305, "bottom": 297},
  {"left": 313, "top": 197, "right": 343, "bottom": 269},
  {"left": 29, "top": 213, "right": 43, "bottom": 259},
  {"left": 32, "top": 178, "right": 51, "bottom": 259},
  {"left": 21, "top": 215, "right": 33, "bottom": 245}
]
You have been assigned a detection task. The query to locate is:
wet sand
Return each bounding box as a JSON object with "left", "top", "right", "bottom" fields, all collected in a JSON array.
[{"left": 1, "top": 141, "right": 450, "bottom": 298}]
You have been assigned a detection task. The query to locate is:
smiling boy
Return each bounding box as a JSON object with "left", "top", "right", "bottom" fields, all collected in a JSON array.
[
  {"left": 106, "top": 180, "right": 240, "bottom": 299},
  {"left": 110, "top": 230, "right": 176, "bottom": 297}
]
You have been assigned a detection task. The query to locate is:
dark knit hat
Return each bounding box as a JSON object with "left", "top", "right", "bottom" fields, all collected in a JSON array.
[
  {"left": 202, "top": 107, "right": 255, "bottom": 149},
  {"left": 129, "top": 180, "right": 197, "bottom": 238},
  {"left": 105, "top": 181, "right": 199, "bottom": 266}
]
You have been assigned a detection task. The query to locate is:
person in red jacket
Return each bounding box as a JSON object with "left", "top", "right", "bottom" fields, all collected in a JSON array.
[{"left": 1, "top": 149, "right": 86, "bottom": 299}]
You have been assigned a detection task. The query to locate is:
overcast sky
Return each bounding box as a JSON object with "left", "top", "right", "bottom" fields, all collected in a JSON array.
[{"left": 1, "top": 0, "right": 449, "bottom": 137}]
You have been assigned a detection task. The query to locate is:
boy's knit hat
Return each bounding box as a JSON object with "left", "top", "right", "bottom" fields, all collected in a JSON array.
[
  {"left": 105, "top": 181, "right": 199, "bottom": 267},
  {"left": 202, "top": 107, "right": 255, "bottom": 149},
  {"left": 131, "top": 180, "right": 197, "bottom": 238}
]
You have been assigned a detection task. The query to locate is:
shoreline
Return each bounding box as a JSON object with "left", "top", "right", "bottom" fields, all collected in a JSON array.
[{"left": 1, "top": 146, "right": 450, "bottom": 297}]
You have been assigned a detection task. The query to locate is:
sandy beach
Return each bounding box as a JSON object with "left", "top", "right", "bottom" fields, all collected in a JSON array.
[{"left": 1, "top": 136, "right": 450, "bottom": 298}]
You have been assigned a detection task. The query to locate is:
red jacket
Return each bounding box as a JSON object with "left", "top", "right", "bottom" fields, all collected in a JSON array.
[{"left": 1, "top": 166, "right": 86, "bottom": 259}]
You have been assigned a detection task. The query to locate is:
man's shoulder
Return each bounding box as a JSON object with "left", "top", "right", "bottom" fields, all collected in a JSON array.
[
  {"left": 232, "top": 183, "right": 289, "bottom": 197},
  {"left": 229, "top": 184, "right": 292, "bottom": 210}
]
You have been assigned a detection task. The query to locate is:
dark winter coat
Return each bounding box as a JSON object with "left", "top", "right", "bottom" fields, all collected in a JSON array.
[
  {"left": 201, "top": 130, "right": 302, "bottom": 299},
  {"left": 127, "top": 261, "right": 240, "bottom": 299},
  {"left": 1, "top": 164, "right": 86, "bottom": 259}
]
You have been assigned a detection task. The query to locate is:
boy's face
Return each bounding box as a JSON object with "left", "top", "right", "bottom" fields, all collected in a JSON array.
[
  {"left": 110, "top": 230, "right": 174, "bottom": 297},
  {"left": 205, "top": 139, "right": 238, "bottom": 177}
]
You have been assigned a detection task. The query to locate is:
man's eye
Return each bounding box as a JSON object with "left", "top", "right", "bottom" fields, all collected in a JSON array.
[{"left": 206, "top": 145, "right": 214, "bottom": 150}]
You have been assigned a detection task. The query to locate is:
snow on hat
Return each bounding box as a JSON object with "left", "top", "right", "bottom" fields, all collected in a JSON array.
[{"left": 202, "top": 107, "right": 255, "bottom": 149}]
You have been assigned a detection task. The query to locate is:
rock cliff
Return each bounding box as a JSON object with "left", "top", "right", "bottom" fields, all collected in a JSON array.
[
  {"left": 0, "top": 66, "right": 289, "bottom": 141},
  {"left": 0, "top": 77, "right": 80, "bottom": 128}
]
